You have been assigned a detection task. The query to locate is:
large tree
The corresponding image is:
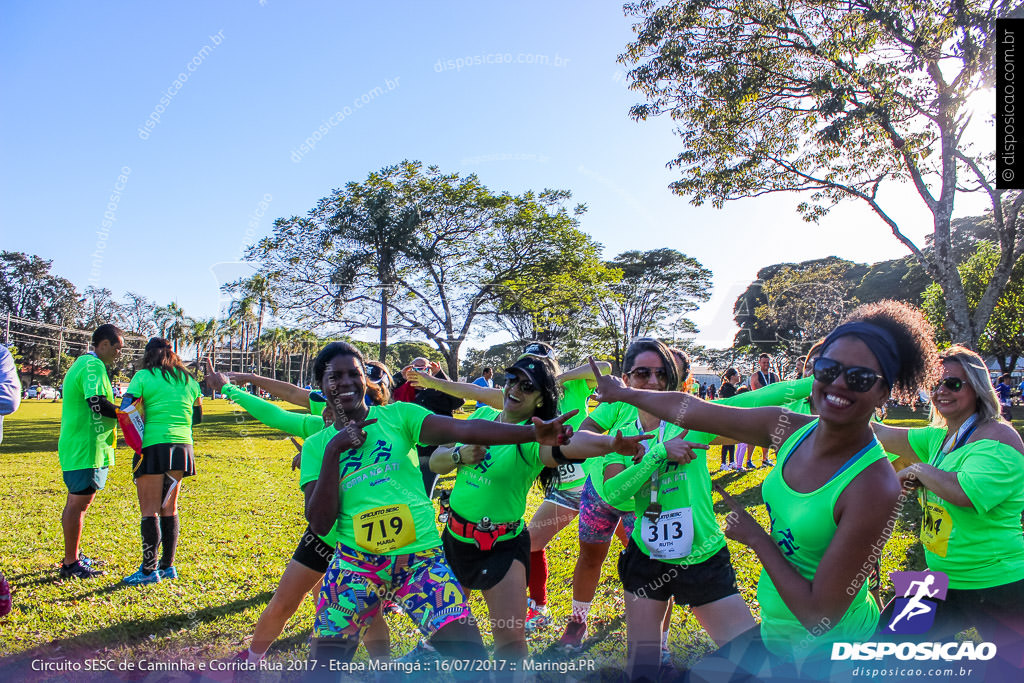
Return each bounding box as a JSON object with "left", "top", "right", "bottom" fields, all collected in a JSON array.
[
  {"left": 622, "top": 0, "right": 1019, "bottom": 349},
  {"left": 250, "top": 161, "right": 606, "bottom": 377},
  {"left": 597, "top": 248, "right": 712, "bottom": 370},
  {"left": 923, "top": 241, "right": 1024, "bottom": 373}
]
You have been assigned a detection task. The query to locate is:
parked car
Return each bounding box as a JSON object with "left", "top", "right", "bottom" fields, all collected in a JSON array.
[
  {"left": 37, "top": 386, "right": 58, "bottom": 399},
  {"left": 26, "top": 385, "right": 38, "bottom": 399}
]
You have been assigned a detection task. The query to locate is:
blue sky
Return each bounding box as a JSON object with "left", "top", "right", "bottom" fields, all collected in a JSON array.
[{"left": 0, "top": 1, "right": 993, "bottom": 348}]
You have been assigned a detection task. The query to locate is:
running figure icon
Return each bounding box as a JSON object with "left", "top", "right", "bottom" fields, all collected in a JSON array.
[{"left": 888, "top": 574, "right": 939, "bottom": 631}]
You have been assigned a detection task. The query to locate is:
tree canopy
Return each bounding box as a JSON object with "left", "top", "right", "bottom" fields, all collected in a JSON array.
[{"left": 621, "top": 0, "right": 1020, "bottom": 349}]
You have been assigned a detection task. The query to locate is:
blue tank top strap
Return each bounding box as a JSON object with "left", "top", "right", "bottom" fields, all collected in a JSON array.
[
  {"left": 779, "top": 420, "right": 817, "bottom": 467},
  {"left": 779, "top": 419, "right": 883, "bottom": 484},
  {"left": 826, "top": 436, "right": 883, "bottom": 484}
]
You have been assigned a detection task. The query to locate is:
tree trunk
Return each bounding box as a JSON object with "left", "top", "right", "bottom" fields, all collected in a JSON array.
[
  {"left": 379, "top": 288, "right": 388, "bottom": 363},
  {"left": 256, "top": 303, "right": 265, "bottom": 376}
]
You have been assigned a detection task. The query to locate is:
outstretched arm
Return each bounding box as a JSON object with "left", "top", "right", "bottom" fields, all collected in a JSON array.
[
  {"left": 558, "top": 361, "right": 611, "bottom": 388},
  {"left": 226, "top": 371, "right": 311, "bottom": 408},
  {"left": 419, "top": 411, "right": 576, "bottom": 448},
  {"left": 587, "top": 358, "right": 801, "bottom": 447},
  {"left": 407, "top": 371, "right": 503, "bottom": 409}
]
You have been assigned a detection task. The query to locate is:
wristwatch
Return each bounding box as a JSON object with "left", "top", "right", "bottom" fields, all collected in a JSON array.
[{"left": 452, "top": 447, "right": 462, "bottom": 465}]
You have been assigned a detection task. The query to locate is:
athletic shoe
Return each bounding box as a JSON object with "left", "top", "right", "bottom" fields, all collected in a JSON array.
[
  {"left": 78, "top": 552, "right": 105, "bottom": 568},
  {"left": 557, "top": 619, "right": 588, "bottom": 653},
  {"left": 123, "top": 566, "right": 161, "bottom": 585},
  {"left": 525, "top": 600, "right": 550, "bottom": 633},
  {"left": 0, "top": 571, "right": 11, "bottom": 617},
  {"left": 717, "top": 464, "right": 727, "bottom": 472},
  {"left": 59, "top": 560, "right": 104, "bottom": 579},
  {"left": 762, "top": 459, "right": 775, "bottom": 467},
  {"left": 158, "top": 566, "right": 178, "bottom": 580}
]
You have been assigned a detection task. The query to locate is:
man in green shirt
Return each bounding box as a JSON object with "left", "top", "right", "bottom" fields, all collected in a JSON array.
[{"left": 58, "top": 324, "right": 123, "bottom": 579}]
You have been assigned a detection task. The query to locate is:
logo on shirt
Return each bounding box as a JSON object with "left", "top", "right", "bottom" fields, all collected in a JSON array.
[
  {"left": 765, "top": 503, "right": 800, "bottom": 556},
  {"left": 883, "top": 570, "right": 948, "bottom": 635}
]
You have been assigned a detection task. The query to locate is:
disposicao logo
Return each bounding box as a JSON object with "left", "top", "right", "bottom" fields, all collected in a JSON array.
[
  {"left": 831, "top": 571, "right": 997, "bottom": 662},
  {"left": 884, "top": 570, "right": 948, "bottom": 635}
]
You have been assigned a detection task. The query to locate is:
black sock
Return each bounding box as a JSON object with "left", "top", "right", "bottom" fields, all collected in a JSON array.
[
  {"left": 159, "top": 515, "right": 179, "bottom": 570},
  {"left": 140, "top": 516, "right": 160, "bottom": 573}
]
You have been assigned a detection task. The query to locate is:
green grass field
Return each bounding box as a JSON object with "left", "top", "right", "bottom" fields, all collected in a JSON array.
[{"left": 0, "top": 401, "right": 998, "bottom": 680}]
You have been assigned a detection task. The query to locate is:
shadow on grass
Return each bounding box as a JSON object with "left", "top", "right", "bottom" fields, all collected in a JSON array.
[
  {"left": 712, "top": 482, "right": 764, "bottom": 515},
  {"left": 1, "top": 590, "right": 275, "bottom": 676}
]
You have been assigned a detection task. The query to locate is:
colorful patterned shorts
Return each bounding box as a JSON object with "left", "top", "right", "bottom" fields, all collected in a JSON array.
[
  {"left": 312, "top": 543, "right": 471, "bottom": 642},
  {"left": 578, "top": 476, "right": 636, "bottom": 544}
]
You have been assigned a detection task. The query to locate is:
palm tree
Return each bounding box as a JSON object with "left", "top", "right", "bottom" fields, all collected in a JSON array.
[
  {"left": 226, "top": 273, "right": 281, "bottom": 375},
  {"left": 216, "top": 317, "right": 241, "bottom": 372},
  {"left": 227, "top": 297, "right": 257, "bottom": 372},
  {"left": 155, "top": 302, "right": 189, "bottom": 353},
  {"left": 190, "top": 318, "right": 217, "bottom": 368}
]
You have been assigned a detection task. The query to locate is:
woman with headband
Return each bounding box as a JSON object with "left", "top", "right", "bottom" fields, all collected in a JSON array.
[{"left": 588, "top": 301, "right": 937, "bottom": 678}]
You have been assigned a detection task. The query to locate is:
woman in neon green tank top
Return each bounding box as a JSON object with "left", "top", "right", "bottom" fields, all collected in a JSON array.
[
  {"left": 872, "top": 345, "right": 1024, "bottom": 675},
  {"left": 588, "top": 301, "right": 938, "bottom": 677}
]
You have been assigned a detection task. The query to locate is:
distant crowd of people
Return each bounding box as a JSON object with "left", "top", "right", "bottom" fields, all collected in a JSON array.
[{"left": 1, "top": 302, "right": 1023, "bottom": 680}]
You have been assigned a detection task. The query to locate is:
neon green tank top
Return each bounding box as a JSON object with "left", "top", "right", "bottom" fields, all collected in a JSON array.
[{"left": 757, "top": 419, "right": 885, "bottom": 660}]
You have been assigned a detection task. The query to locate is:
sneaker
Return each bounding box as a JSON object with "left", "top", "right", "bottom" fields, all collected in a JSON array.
[
  {"left": 762, "top": 459, "right": 775, "bottom": 467},
  {"left": 158, "top": 566, "right": 178, "bottom": 580},
  {"left": 78, "top": 552, "right": 105, "bottom": 568},
  {"left": 525, "top": 600, "right": 550, "bottom": 633},
  {"left": 0, "top": 572, "right": 10, "bottom": 617},
  {"left": 123, "top": 566, "right": 161, "bottom": 585},
  {"left": 557, "top": 619, "right": 588, "bottom": 653},
  {"left": 59, "top": 560, "right": 104, "bottom": 579},
  {"left": 717, "top": 464, "right": 727, "bottom": 472}
]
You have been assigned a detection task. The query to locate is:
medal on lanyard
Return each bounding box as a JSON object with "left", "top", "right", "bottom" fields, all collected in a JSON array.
[
  {"left": 640, "top": 419, "right": 668, "bottom": 522},
  {"left": 919, "top": 413, "right": 979, "bottom": 508}
]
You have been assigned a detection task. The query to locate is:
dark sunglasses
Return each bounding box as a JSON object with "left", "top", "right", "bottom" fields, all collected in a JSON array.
[
  {"left": 505, "top": 373, "right": 537, "bottom": 393},
  {"left": 933, "top": 377, "right": 964, "bottom": 393},
  {"left": 812, "top": 357, "right": 884, "bottom": 393},
  {"left": 626, "top": 367, "right": 668, "bottom": 382}
]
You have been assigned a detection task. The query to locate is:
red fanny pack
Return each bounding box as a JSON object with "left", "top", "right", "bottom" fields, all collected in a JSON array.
[{"left": 446, "top": 510, "right": 520, "bottom": 551}]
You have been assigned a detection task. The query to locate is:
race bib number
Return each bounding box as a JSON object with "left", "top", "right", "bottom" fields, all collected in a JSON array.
[
  {"left": 557, "top": 462, "right": 586, "bottom": 485},
  {"left": 920, "top": 501, "right": 952, "bottom": 557},
  {"left": 353, "top": 504, "right": 415, "bottom": 553},
  {"left": 640, "top": 507, "right": 694, "bottom": 560}
]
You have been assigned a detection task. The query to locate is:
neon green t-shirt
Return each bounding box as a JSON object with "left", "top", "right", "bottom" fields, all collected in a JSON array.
[
  {"left": 758, "top": 420, "right": 884, "bottom": 660},
  {"left": 299, "top": 402, "right": 437, "bottom": 554},
  {"left": 126, "top": 368, "right": 202, "bottom": 447},
  {"left": 907, "top": 426, "right": 1024, "bottom": 589},
  {"left": 623, "top": 424, "right": 725, "bottom": 566},
  {"left": 448, "top": 405, "right": 544, "bottom": 541},
  {"left": 554, "top": 378, "right": 593, "bottom": 490},
  {"left": 58, "top": 353, "right": 116, "bottom": 471}
]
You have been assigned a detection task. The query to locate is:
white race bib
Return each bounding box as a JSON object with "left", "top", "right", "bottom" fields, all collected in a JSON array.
[
  {"left": 640, "top": 507, "right": 694, "bottom": 560},
  {"left": 557, "top": 462, "right": 586, "bottom": 484}
]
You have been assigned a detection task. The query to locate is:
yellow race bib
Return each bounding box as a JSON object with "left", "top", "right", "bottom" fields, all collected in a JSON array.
[
  {"left": 920, "top": 501, "right": 952, "bottom": 557},
  {"left": 353, "top": 504, "right": 416, "bottom": 553}
]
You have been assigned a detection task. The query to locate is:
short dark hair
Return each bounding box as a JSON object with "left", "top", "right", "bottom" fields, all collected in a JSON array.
[
  {"left": 758, "top": 353, "right": 771, "bottom": 360},
  {"left": 313, "top": 342, "right": 365, "bottom": 387},
  {"left": 483, "top": 367, "right": 492, "bottom": 374},
  {"left": 93, "top": 324, "right": 123, "bottom": 347}
]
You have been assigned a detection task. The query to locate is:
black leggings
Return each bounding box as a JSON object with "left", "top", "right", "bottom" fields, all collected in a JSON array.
[{"left": 721, "top": 444, "right": 736, "bottom": 465}]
